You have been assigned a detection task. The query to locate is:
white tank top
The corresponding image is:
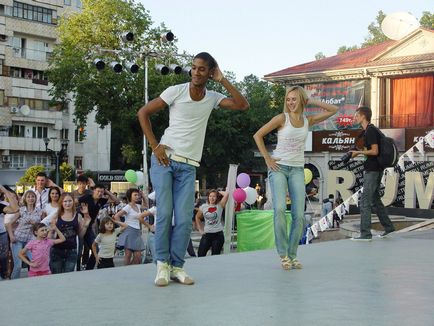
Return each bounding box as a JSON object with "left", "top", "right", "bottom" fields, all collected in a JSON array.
[{"left": 272, "top": 113, "right": 308, "bottom": 167}]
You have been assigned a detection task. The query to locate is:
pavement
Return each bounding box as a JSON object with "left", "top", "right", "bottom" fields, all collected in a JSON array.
[{"left": 2, "top": 229, "right": 434, "bottom": 326}]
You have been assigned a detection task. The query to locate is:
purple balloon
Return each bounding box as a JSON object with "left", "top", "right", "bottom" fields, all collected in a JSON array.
[
  {"left": 233, "top": 188, "right": 247, "bottom": 203},
  {"left": 236, "top": 173, "right": 251, "bottom": 188}
]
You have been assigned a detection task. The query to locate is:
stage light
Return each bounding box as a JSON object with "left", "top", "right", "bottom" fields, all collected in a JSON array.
[
  {"left": 155, "top": 64, "right": 170, "bottom": 75},
  {"left": 126, "top": 62, "right": 139, "bottom": 73},
  {"left": 169, "top": 64, "right": 182, "bottom": 75},
  {"left": 94, "top": 58, "right": 105, "bottom": 70},
  {"left": 160, "top": 31, "right": 174, "bottom": 43},
  {"left": 109, "top": 61, "right": 123, "bottom": 73},
  {"left": 121, "top": 31, "right": 134, "bottom": 42}
]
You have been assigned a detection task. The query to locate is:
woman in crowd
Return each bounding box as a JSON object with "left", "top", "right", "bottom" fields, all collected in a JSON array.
[
  {"left": 41, "top": 186, "right": 62, "bottom": 226},
  {"left": 50, "top": 193, "right": 91, "bottom": 274},
  {"left": 195, "top": 189, "right": 229, "bottom": 257},
  {"left": 254, "top": 86, "right": 338, "bottom": 270},
  {"left": 113, "top": 188, "right": 146, "bottom": 265},
  {"left": 10, "top": 190, "right": 42, "bottom": 279}
]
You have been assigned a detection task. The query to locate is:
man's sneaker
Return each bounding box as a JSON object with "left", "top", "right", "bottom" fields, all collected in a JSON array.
[
  {"left": 378, "top": 230, "right": 395, "bottom": 238},
  {"left": 351, "top": 236, "right": 372, "bottom": 242},
  {"left": 154, "top": 261, "right": 170, "bottom": 287},
  {"left": 280, "top": 256, "right": 291, "bottom": 270},
  {"left": 170, "top": 266, "right": 194, "bottom": 285},
  {"left": 291, "top": 259, "right": 303, "bottom": 269}
]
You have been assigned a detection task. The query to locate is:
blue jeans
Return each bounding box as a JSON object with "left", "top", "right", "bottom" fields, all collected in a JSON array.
[
  {"left": 150, "top": 155, "right": 196, "bottom": 268},
  {"left": 50, "top": 247, "right": 77, "bottom": 274},
  {"left": 269, "top": 165, "right": 305, "bottom": 259},
  {"left": 360, "top": 171, "right": 395, "bottom": 237},
  {"left": 11, "top": 240, "right": 30, "bottom": 279}
]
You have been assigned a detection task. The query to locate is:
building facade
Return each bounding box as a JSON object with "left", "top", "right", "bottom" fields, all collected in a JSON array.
[
  {"left": 263, "top": 28, "right": 434, "bottom": 213},
  {"left": 0, "top": 0, "right": 110, "bottom": 186}
]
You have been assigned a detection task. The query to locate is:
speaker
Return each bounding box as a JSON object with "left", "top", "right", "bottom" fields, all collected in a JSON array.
[
  {"left": 94, "top": 58, "right": 105, "bottom": 70},
  {"left": 121, "top": 31, "right": 134, "bottom": 42},
  {"left": 182, "top": 66, "right": 192, "bottom": 77},
  {"left": 169, "top": 64, "right": 182, "bottom": 75},
  {"left": 109, "top": 62, "right": 123, "bottom": 73},
  {"left": 126, "top": 62, "right": 139, "bottom": 73},
  {"left": 155, "top": 64, "right": 169, "bottom": 75},
  {"left": 160, "top": 31, "right": 174, "bottom": 43}
]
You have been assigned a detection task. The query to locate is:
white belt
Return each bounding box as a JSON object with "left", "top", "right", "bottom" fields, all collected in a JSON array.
[{"left": 165, "top": 150, "right": 200, "bottom": 167}]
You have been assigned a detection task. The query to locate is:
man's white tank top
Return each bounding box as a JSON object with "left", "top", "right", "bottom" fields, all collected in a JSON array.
[{"left": 272, "top": 113, "right": 308, "bottom": 167}]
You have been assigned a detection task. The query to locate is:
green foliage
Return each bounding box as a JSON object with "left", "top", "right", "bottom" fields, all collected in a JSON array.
[
  {"left": 60, "top": 162, "right": 75, "bottom": 182},
  {"left": 362, "top": 10, "right": 388, "bottom": 47},
  {"left": 19, "top": 165, "right": 46, "bottom": 184},
  {"left": 337, "top": 45, "right": 359, "bottom": 54},
  {"left": 419, "top": 11, "right": 434, "bottom": 29},
  {"left": 315, "top": 52, "right": 326, "bottom": 60}
]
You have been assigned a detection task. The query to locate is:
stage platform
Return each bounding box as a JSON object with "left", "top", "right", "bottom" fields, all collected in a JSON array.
[{"left": 2, "top": 231, "right": 434, "bottom": 326}]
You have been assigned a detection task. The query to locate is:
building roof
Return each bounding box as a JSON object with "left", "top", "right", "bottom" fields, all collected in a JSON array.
[{"left": 264, "top": 28, "right": 434, "bottom": 79}]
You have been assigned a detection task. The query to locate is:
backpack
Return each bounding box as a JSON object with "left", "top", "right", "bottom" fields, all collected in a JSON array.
[{"left": 369, "top": 125, "right": 399, "bottom": 168}]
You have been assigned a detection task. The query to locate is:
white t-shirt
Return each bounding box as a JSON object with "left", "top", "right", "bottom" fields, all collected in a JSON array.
[
  {"left": 122, "top": 204, "right": 142, "bottom": 230},
  {"left": 159, "top": 83, "right": 225, "bottom": 162},
  {"left": 273, "top": 113, "right": 308, "bottom": 167},
  {"left": 41, "top": 203, "right": 59, "bottom": 226},
  {"left": 95, "top": 228, "right": 122, "bottom": 258}
]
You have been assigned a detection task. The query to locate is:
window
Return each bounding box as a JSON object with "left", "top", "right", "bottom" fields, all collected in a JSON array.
[
  {"left": 75, "top": 128, "right": 86, "bottom": 142},
  {"left": 13, "top": 1, "right": 54, "bottom": 24},
  {"left": 60, "top": 128, "right": 69, "bottom": 140},
  {"left": 9, "top": 125, "right": 25, "bottom": 137},
  {"left": 74, "top": 156, "right": 83, "bottom": 170},
  {"left": 0, "top": 90, "right": 4, "bottom": 106},
  {"left": 75, "top": 0, "right": 82, "bottom": 8},
  {"left": 33, "top": 155, "right": 49, "bottom": 167},
  {"left": 64, "top": 0, "right": 71, "bottom": 5},
  {"left": 0, "top": 59, "right": 3, "bottom": 76},
  {"left": 10, "top": 154, "right": 25, "bottom": 168},
  {"left": 32, "top": 126, "right": 47, "bottom": 139}
]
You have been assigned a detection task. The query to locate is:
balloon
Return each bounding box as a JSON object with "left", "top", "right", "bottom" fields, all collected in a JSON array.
[
  {"left": 232, "top": 188, "right": 247, "bottom": 203},
  {"left": 244, "top": 187, "right": 257, "bottom": 205},
  {"left": 135, "top": 171, "right": 145, "bottom": 186},
  {"left": 125, "top": 169, "right": 137, "bottom": 183},
  {"left": 304, "top": 168, "right": 313, "bottom": 185},
  {"left": 236, "top": 173, "right": 251, "bottom": 188}
]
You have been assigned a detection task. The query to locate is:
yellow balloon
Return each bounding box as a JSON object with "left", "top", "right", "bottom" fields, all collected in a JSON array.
[{"left": 304, "top": 168, "right": 313, "bottom": 185}]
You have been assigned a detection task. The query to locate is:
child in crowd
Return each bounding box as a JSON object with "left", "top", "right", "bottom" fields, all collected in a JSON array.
[
  {"left": 91, "top": 217, "right": 127, "bottom": 269},
  {"left": 18, "top": 221, "right": 65, "bottom": 277}
]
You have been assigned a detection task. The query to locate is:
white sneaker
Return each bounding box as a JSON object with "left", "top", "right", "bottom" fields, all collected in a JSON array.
[
  {"left": 154, "top": 261, "right": 170, "bottom": 287},
  {"left": 170, "top": 266, "right": 195, "bottom": 285}
]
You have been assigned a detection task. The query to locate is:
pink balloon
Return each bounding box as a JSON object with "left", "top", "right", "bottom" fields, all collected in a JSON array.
[
  {"left": 236, "top": 173, "right": 251, "bottom": 188},
  {"left": 233, "top": 188, "right": 247, "bottom": 203}
]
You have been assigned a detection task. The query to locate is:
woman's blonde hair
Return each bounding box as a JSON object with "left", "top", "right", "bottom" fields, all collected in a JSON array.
[
  {"left": 22, "top": 190, "right": 36, "bottom": 209},
  {"left": 283, "top": 86, "right": 308, "bottom": 113}
]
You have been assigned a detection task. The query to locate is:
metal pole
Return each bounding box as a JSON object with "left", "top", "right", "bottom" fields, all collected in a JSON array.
[
  {"left": 55, "top": 152, "right": 60, "bottom": 186},
  {"left": 142, "top": 55, "right": 149, "bottom": 199}
]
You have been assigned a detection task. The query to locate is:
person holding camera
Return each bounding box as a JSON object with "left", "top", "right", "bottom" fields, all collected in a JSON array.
[{"left": 349, "top": 106, "right": 395, "bottom": 241}]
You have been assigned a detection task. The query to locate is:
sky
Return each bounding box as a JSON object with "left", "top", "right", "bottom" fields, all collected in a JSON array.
[{"left": 139, "top": 0, "right": 431, "bottom": 81}]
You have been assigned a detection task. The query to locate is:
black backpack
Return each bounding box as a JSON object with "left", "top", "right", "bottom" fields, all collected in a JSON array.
[{"left": 368, "top": 125, "right": 399, "bottom": 168}]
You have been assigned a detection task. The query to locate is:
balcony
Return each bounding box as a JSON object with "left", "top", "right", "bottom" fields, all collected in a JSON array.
[{"left": 375, "top": 114, "right": 434, "bottom": 128}]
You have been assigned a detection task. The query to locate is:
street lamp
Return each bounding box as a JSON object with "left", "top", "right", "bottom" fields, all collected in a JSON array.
[{"left": 44, "top": 137, "right": 69, "bottom": 186}]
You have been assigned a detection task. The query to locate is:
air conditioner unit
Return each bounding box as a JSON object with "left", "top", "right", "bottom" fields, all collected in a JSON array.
[
  {"left": 2, "top": 155, "right": 10, "bottom": 163},
  {"left": 10, "top": 107, "right": 19, "bottom": 114}
]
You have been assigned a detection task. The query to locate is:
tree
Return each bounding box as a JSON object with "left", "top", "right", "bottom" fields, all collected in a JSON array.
[
  {"left": 19, "top": 165, "right": 45, "bottom": 184},
  {"left": 362, "top": 10, "right": 388, "bottom": 47},
  {"left": 419, "top": 11, "right": 434, "bottom": 29},
  {"left": 337, "top": 45, "right": 359, "bottom": 54},
  {"left": 315, "top": 52, "right": 326, "bottom": 60}
]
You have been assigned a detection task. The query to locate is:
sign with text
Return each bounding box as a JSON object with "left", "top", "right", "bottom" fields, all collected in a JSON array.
[
  {"left": 312, "top": 130, "right": 362, "bottom": 152},
  {"left": 405, "top": 127, "right": 434, "bottom": 151},
  {"left": 327, "top": 160, "right": 434, "bottom": 209},
  {"left": 97, "top": 172, "right": 127, "bottom": 183}
]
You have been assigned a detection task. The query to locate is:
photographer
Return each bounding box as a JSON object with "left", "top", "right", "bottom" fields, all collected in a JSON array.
[{"left": 349, "top": 107, "right": 395, "bottom": 241}]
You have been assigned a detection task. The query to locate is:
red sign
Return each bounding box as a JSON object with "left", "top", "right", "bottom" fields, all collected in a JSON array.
[{"left": 335, "top": 115, "right": 354, "bottom": 128}]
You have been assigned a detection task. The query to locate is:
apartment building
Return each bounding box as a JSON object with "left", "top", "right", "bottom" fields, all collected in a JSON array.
[{"left": 0, "top": 0, "right": 111, "bottom": 186}]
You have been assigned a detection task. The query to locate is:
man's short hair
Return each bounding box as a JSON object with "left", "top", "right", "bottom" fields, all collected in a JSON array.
[
  {"left": 94, "top": 183, "right": 105, "bottom": 189},
  {"left": 356, "top": 106, "right": 372, "bottom": 122},
  {"left": 194, "top": 52, "right": 217, "bottom": 70},
  {"left": 36, "top": 172, "right": 47, "bottom": 178},
  {"left": 77, "top": 175, "right": 88, "bottom": 183}
]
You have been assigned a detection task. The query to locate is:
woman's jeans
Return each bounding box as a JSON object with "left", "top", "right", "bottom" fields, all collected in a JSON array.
[
  {"left": 150, "top": 155, "right": 196, "bottom": 268},
  {"left": 269, "top": 165, "right": 305, "bottom": 260},
  {"left": 50, "top": 248, "right": 77, "bottom": 274},
  {"left": 11, "top": 240, "right": 29, "bottom": 279}
]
